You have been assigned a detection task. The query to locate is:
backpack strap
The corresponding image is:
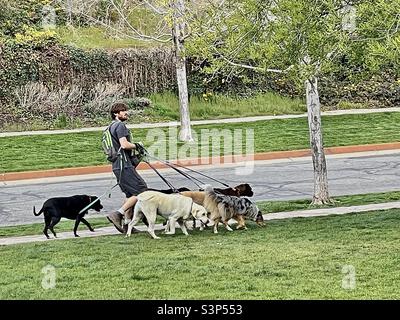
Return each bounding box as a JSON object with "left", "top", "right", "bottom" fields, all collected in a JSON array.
[{"left": 108, "top": 121, "right": 123, "bottom": 147}]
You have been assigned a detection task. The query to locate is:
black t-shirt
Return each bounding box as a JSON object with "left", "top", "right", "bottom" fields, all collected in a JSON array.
[{"left": 109, "top": 121, "right": 136, "bottom": 170}]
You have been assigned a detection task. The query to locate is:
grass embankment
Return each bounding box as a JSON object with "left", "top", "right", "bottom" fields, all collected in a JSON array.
[
  {"left": 2, "top": 91, "right": 306, "bottom": 132},
  {"left": 147, "top": 91, "right": 306, "bottom": 121},
  {"left": 0, "top": 208, "right": 398, "bottom": 299},
  {"left": 1, "top": 112, "right": 400, "bottom": 173},
  {"left": 2, "top": 190, "right": 400, "bottom": 238}
]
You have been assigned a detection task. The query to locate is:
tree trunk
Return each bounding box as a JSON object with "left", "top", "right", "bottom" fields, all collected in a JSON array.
[
  {"left": 305, "top": 77, "right": 332, "bottom": 205},
  {"left": 172, "top": 0, "right": 193, "bottom": 142}
]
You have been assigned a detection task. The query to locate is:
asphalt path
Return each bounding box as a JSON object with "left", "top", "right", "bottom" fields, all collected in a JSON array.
[{"left": 1, "top": 150, "right": 400, "bottom": 227}]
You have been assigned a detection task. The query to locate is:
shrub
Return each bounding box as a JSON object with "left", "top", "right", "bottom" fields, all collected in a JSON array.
[{"left": 84, "top": 82, "right": 125, "bottom": 117}]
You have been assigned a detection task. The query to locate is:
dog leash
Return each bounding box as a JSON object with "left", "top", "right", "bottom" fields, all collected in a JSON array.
[
  {"left": 165, "top": 160, "right": 230, "bottom": 188},
  {"left": 143, "top": 160, "right": 179, "bottom": 192},
  {"left": 143, "top": 150, "right": 230, "bottom": 188},
  {"left": 145, "top": 154, "right": 204, "bottom": 190},
  {"left": 77, "top": 182, "right": 120, "bottom": 215},
  {"left": 77, "top": 151, "right": 127, "bottom": 215}
]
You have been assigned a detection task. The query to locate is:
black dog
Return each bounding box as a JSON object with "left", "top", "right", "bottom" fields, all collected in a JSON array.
[{"left": 33, "top": 195, "right": 103, "bottom": 239}]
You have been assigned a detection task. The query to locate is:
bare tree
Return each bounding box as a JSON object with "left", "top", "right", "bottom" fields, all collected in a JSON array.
[{"left": 62, "top": 0, "right": 195, "bottom": 141}]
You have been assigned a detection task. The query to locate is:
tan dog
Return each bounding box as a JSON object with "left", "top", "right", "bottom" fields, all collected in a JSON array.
[
  {"left": 180, "top": 191, "right": 205, "bottom": 206},
  {"left": 180, "top": 184, "right": 259, "bottom": 231},
  {"left": 180, "top": 183, "right": 254, "bottom": 207},
  {"left": 126, "top": 191, "right": 209, "bottom": 239}
]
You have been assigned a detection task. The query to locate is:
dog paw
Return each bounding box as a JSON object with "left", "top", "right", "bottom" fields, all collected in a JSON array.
[
  {"left": 236, "top": 226, "right": 247, "bottom": 230},
  {"left": 164, "top": 231, "right": 175, "bottom": 235},
  {"left": 74, "top": 234, "right": 80, "bottom": 237},
  {"left": 154, "top": 236, "right": 161, "bottom": 239},
  {"left": 90, "top": 229, "right": 95, "bottom": 232}
]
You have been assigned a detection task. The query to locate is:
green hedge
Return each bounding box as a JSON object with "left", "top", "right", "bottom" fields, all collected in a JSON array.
[
  {"left": 0, "top": 41, "right": 177, "bottom": 127},
  {"left": 1, "top": 41, "right": 399, "bottom": 129}
]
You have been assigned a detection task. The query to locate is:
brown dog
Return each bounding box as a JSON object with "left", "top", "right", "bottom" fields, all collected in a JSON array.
[
  {"left": 180, "top": 183, "right": 254, "bottom": 206},
  {"left": 214, "top": 183, "right": 253, "bottom": 197}
]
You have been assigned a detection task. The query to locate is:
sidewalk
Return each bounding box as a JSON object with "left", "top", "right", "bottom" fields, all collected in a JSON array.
[
  {"left": 1, "top": 107, "right": 400, "bottom": 138},
  {"left": 1, "top": 201, "right": 399, "bottom": 246}
]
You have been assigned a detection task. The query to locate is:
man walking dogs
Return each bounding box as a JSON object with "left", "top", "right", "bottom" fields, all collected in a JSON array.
[{"left": 106, "top": 102, "right": 148, "bottom": 233}]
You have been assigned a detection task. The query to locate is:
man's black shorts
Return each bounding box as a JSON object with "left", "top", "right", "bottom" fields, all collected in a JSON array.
[{"left": 113, "top": 167, "right": 148, "bottom": 198}]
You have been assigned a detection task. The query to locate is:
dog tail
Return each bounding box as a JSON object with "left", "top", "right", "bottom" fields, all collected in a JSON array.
[
  {"left": 33, "top": 206, "right": 44, "bottom": 216},
  {"left": 204, "top": 184, "right": 215, "bottom": 198}
]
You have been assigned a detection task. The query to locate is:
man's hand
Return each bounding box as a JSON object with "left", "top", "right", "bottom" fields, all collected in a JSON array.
[{"left": 134, "top": 142, "right": 146, "bottom": 154}]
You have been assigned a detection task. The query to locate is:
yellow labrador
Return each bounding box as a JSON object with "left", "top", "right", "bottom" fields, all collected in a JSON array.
[{"left": 126, "top": 191, "right": 209, "bottom": 239}]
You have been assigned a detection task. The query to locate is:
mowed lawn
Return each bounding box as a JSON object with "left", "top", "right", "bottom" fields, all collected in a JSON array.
[
  {"left": 2, "top": 112, "right": 400, "bottom": 173},
  {"left": 0, "top": 209, "right": 399, "bottom": 299}
]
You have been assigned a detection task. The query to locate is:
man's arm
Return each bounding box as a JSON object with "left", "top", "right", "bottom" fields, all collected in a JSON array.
[{"left": 119, "top": 137, "right": 137, "bottom": 150}]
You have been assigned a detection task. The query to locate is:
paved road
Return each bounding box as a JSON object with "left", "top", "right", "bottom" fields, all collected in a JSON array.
[{"left": 1, "top": 150, "right": 400, "bottom": 227}]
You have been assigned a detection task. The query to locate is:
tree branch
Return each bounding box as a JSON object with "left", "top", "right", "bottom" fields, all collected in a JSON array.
[
  {"left": 142, "top": 0, "right": 167, "bottom": 15},
  {"left": 69, "top": 0, "right": 171, "bottom": 43},
  {"left": 219, "top": 54, "right": 291, "bottom": 74}
]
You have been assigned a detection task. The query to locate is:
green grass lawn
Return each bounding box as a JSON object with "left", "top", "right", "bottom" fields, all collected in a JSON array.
[
  {"left": 1, "top": 112, "right": 400, "bottom": 173},
  {"left": 146, "top": 92, "right": 306, "bottom": 121},
  {"left": 0, "top": 209, "right": 398, "bottom": 299},
  {"left": 2, "top": 190, "right": 400, "bottom": 238}
]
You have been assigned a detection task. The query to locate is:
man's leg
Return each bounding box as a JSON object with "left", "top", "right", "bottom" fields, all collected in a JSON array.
[
  {"left": 121, "top": 197, "right": 137, "bottom": 225},
  {"left": 120, "top": 167, "right": 148, "bottom": 227},
  {"left": 122, "top": 198, "right": 149, "bottom": 229},
  {"left": 107, "top": 167, "right": 148, "bottom": 233},
  {"left": 107, "top": 196, "right": 138, "bottom": 234}
]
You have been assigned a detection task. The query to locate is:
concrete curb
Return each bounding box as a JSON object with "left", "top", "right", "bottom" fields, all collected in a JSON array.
[
  {"left": 2, "top": 142, "right": 400, "bottom": 182},
  {"left": 1, "top": 200, "right": 400, "bottom": 246}
]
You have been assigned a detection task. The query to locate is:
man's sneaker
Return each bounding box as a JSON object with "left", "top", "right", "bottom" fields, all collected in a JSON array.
[{"left": 107, "top": 211, "right": 124, "bottom": 233}]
